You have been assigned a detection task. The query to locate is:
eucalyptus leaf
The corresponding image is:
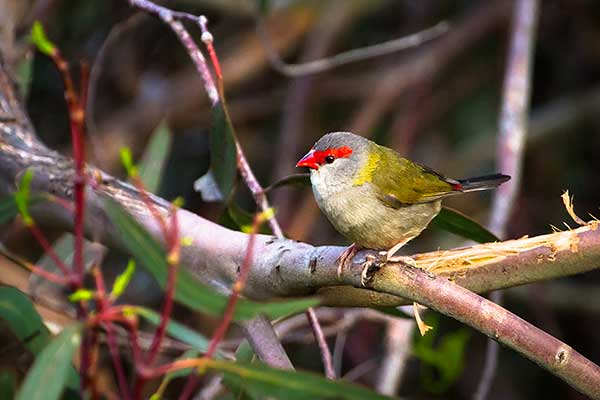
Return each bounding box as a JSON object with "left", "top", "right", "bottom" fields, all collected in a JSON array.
[
  {"left": 0, "top": 370, "right": 17, "bottom": 400},
  {"left": 0, "top": 195, "right": 18, "bottom": 224},
  {"left": 133, "top": 306, "right": 215, "bottom": 355},
  {"left": 139, "top": 120, "right": 172, "bottom": 193},
  {"left": 16, "top": 324, "right": 81, "bottom": 400},
  {"left": 209, "top": 360, "right": 393, "bottom": 400},
  {"left": 431, "top": 206, "right": 498, "bottom": 244},
  {"left": 210, "top": 103, "right": 237, "bottom": 201},
  {"left": 0, "top": 286, "right": 50, "bottom": 355},
  {"left": 263, "top": 173, "right": 310, "bottom": 193},
  {"left": 413, "top": 319, "right": 470, "bottom": 394}
]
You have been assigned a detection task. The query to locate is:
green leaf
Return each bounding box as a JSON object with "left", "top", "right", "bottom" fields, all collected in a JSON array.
[
  {"left": 226, "top": 203, "right": 271, "bottom": 234},
  {"left": 110, "top": 259, "right": 136, "bottom": 299},
  {"left": 412, "top": 318, "right": 470, "bottom": 394},
  {"left": 119, "top": 147, "right": 138, "bottom": 177},
  {"left": 263, "top": 173, "right": 310, "bottom": 193},
  {"left": 139, "top": 121, "right": 172, "bottom": 193},
  {"left": 0, "top": 287, "right": 79, "bottom": 393},
  {"left": 104, "top": 198, "right": 318, "bottom": 320},
  {"left": 16, "top": 55, "right": 33, "bottom": 99},
  {"left": 68, "top": 289, "right": 94, "bottom": 302},
  {"left": 16, "top": 324, "right": 81, "bottom": 400},
  {"left": 0, "top": 370, "right": 17, "bottom": 400},
  {"left": 431, "top": 206, "right": 498, "bottom": 244},
  {"left": 257, "top": 0, "right": 271, "bottom": 14},
  {"left": 0, "top": 196, "right": 18, "bottom": 224},
  {"left": 15, "top": 169, "right": 34, "bottom": 226},
  {"left": 30, "top": 21, "right": 56, "bottom": 56},
  {"left": 150, "top": 349, "right": 199, "bottom": 400},
  {"left": 132, "top": 306, "right": 214, "bottom": 355},
  {"left": 208, "top": 360, "right": 393, "bottom": 400},
  {"left": 0, "top": 286, "right": 50, "bottom": 355},
  {"left": 209, "top": 103, "right": 237, "bottom": 201}
]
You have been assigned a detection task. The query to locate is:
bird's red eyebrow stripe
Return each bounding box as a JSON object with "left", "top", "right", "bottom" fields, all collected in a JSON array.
[{"left": 312, "top": 146, "right": 353, "bottom": 164}]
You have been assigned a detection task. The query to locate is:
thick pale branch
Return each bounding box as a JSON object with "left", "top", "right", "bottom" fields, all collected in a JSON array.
[
  {"left": 1, "top": 70, "right": 599, "bottom": 304},
  {"left": 343, "top": 261, "right": 600, "bottom": 399},
  {"left": 2, "top": 51, "right": 600, "bottom": 397}
]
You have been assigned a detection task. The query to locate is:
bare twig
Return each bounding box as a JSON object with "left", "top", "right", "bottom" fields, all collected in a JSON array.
[
  {"left": 306, "top": 307, "right": 336, "bottom": 379},
  {"left": 375, "top": 318, "right": 415, "bottom": 396},
  {"left": 477, "top": 1, "right": 539, "bottom": 399},
  {"left": 352, "top": 261, "right": 600, "bottom": 399},
  {"left": 489, "top": 0, "right": 539, "bottom": 238},
  {"left": 257, "top": 17, "right": 449, "bottom": 77}
]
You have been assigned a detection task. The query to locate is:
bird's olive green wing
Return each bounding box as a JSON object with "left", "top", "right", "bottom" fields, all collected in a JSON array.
[{"left": 356, "top": 143, "right": 456, "bottom": 207}]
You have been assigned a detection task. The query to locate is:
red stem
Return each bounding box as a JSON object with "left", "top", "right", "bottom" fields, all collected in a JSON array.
[
  {"left": 179, "top": 213, "right": 262, "bottom": 400},
  {"left": 28, "top": 224, "right": 72, "bottom": 278},
  {"left": 28, "top": 262, "right": 68, "bottom": 284},
  {"left": 146, "top": 204, "right": 180, "bottom": 364},
  {"left": 105, "top": 322, "right": 132, "bottom": 400},
  {"left": 133, "top": 176, "right": 170, "bottom": 241}
]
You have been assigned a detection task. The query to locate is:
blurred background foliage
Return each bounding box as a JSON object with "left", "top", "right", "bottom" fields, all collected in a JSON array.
[{"left": 1, "top": 0, "right": 600, "bottom": 398}]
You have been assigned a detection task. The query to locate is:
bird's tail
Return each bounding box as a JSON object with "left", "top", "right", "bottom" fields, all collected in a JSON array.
[{"left": 455, "top": 174, "right": 510, "bottom": 193}]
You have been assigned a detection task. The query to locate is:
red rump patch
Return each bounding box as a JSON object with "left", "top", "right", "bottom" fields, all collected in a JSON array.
[
  {"left": 452, "top": 183, "right": 463, "bottom": 191},
  {"left": 312, "top": 146, "right": 353, "bottom": 165}
]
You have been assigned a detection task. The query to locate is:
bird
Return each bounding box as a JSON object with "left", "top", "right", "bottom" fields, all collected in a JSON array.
[{"left": 296, "top": 131, "right": 510, "bottom": 276}]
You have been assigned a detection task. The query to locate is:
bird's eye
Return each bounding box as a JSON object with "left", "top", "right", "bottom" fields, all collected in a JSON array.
[{"left": 324, "top": 155, "right": 335, "bottom": 164}]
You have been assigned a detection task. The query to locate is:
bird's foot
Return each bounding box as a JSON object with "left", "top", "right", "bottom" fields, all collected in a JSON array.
[{"left": 337, "top": 243, "right": 360, "bottom": 278}]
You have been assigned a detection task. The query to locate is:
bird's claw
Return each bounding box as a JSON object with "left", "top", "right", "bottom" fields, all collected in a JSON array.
[{"left": 337, "top": 243, "right": 359, "bottom": 278}]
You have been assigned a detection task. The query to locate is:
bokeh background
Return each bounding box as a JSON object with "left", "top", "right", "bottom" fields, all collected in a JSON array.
[{"left": 1, "top": 0, "right": 600, "bottom": 399}]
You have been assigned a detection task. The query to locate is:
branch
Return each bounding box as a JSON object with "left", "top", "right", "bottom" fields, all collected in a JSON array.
[
  {"left": 2, "top": 49, "right": 600, "bottom": 397},
  {"left": 478, "top": 0, "right": 540, "bottom": 398},
  {"left": 346, "top": 260, "right": 600, "bottom": 399}
]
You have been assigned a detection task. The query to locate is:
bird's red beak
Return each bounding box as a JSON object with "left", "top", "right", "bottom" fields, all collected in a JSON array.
[{"left": 296, "top": 149, "right": 319, "bottom": 170}]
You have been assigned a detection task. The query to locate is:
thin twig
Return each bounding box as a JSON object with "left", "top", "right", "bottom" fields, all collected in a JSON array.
[
  {"left": 306, "top": 307, "right": 336, "bottom": 379},
  {"left": 257, "top": 17, "right": 449, "bottom": 77},
  {"left": 146, "top": 203, "right": 181, "bottom": 364},
  {"left": 375, "top": 318, "right": 415, "bottom": 395},
  {"left": 478, "top": 1, "right": 539, "bottom": 399}
]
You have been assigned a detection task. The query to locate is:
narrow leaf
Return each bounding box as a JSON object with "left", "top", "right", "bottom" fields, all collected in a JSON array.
[
  {"left": 104, "top": 198, "right": 318, "bottom": 320},
  {"left": 150, "top": 349, "right": 199, "bottom": 400},
  {"left": 16, "top": 324, "right": 81, "bottom": 400},
  {"left": 68, "top": 289, "right": 93, "bottom": 302},
  {"left": 0, "top": 287, "right": 50, "bottom": 355},
  {"left": 209, "top": 103, "right": 237, "bottom": 201},
  {"left": 263, "top": 173, "right": 310, "bottom": 193},
  {"left": 0, "top": 196, "right": 18, "bottom": 224},
  {"left": 208, "top": 360, "right": 393, "bottom": 400},
  {"left": 139, "top": 120, "right": 172, "bottom": 192},
  {"left": 119, "top": 147, "right": 138, "bottom": 177},
  {"left": 30, "top": 21, "right": 56, "bottom": 56},
  {"left": 132, "top": 306, "right": 213, "bottom": 354},
  {"left": 0, "top": 287, "right": 79, "bottom": 393},
  {"left": 15, "top": 169, "right": 34, "bottom": 225},
  {"left": 110, "top": 259, "right": 136, "bottom": 299},
  {"left": 0, "top": 370, "right": 17, "bottom": 400},
  {"left": 430, "top": 206, "right": 499, "bottom": 244},
  {"left": 227, "top": 203, "right": 271, "bottom": 234}
]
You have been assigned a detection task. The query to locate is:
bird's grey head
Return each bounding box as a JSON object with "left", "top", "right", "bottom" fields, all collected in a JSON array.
[{"left": 296, "top": 131, "right": 370, "bottom": 195}]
